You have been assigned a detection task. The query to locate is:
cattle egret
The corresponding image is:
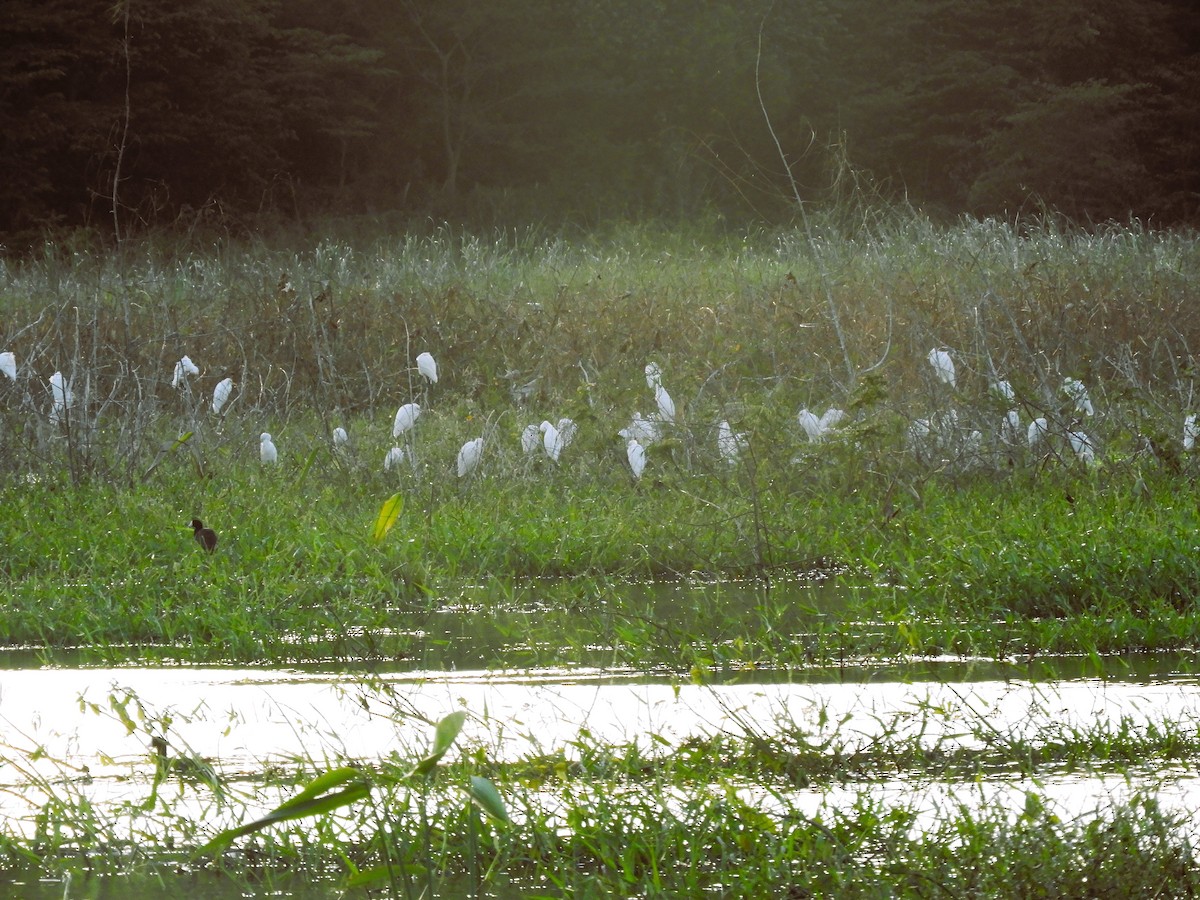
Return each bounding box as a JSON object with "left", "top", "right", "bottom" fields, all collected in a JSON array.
[
  {"left": 521, "top": 423, "right": 541, "bottom": 454},
  {"left": 172, "top": 356, "right": 199, "bottom": 388},
  {"left": 619, "top": 412, "right": 661, "bottom": 445},
  {"left": 260, "top": 432, "right": 278, "bottom": 464},
  {"left": 626, "top": 438, "right": 646, "bottom": 479},
  {"left": 212, "top": 378, "right": 233, "bottom": 415},
  {"left": 49, "top": 371, "right": 72, "bottom": 423},
  {"left": 332, "top": 426, "right": 349, "bottom": 448},
  {"left": 1186, "top": 414, "right": 1199, "bottom": 451},
  {"left": 0, "top": 351, "right": 15, "bottom": 381},
  {"left": 1062, "top": 378, "right": 1094, "bottom": 416},
  {"left": 717, "top": 420, "right": 747, "bottom": 463},
  {"left": 1027, "top": 417, "right": 1048, "bottom": 449},
  {"left": 1068, "top": 429, "right": 1096, "bottom": 465},
  {"left": 557, "top": 418, "right": 578, "bottom": 449},
  {"left": 1001, "top": 409, "right": 1022, "bottom": 444},
  {"left": 457, "top": 437, "right": 484, "bottom": 477},
  {"left": 798, "top": 407, "right": 845, "bottom": 442},
  {"left": 654, "top": 383, "right": 675, "bottom": 424},
  {"left": 645, "top": 363, "right": 663, "bottom": 390},
  {"left": 417, "top": 352, "right": 438, "bottom": 384},
  {"left": 190, "top": 518, "right": 217, "bottom": 553},
  {"left": 991, "top": 379, "right": 1015, "bottom": 402},
  {"left": 384, "top": 446, "right": 407, "bottom": 471},
  {"left": 393, "top": 403, "right": 421, "bottom": 437},
  {"left": 540, "top": 420, "right": 563, "bottom": 461},
  {"left": 928, "top": 348, "right": 956, "bottom": 387}
]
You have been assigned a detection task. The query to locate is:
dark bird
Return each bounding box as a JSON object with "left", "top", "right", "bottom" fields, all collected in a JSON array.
[{"left": 191, "top": 518, "right": 218, "bottom": 552}]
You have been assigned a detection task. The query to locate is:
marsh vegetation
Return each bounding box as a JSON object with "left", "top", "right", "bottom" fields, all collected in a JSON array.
[{"left": 2, "top": 214, "right": 1200, "bottom": 895}]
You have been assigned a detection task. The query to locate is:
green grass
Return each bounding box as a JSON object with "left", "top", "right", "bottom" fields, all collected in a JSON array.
[{"left": 3, "top": 214, "right": 1200, "bottom": 895}]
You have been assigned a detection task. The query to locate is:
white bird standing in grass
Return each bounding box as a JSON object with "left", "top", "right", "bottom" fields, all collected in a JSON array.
[
  {"left": 212, "top": 377, "right": 233, "bottom": 415},
  {"left": 645, "top": 363, "right": 662, "bottom": 391},
  {"left": 0, "top": 351, "right": 15, "bottom": 381},
  {"left": 384, "top": 445, "right": 407, "bottom": 471},
  {"left": 540, "top": 420, "right": 563, "bottom": 461},
  {"left": 260, "top": 432, "right": 278, "bottom": 464},
  {"left": 1027, "top": 417, "right": 1049, "bottom": 449},
  {"left": 49, "top": 371, "right": 72, "bottom": 424},
  {"left": 556, "top": 418, "right": 578, "bottom": 450},
  {"left": 619, "top": 412, "right": 661, "bottom": 445},
  {"left": 416, "top": 352, "right": 438, "bottom": 384},
  {"left": 717, "top": 420, "right": 747, "bottom": 464},
  {"left": 991, "top": 379, "right": 1015, "bottom": 403},
  {"left": 798, "top": 407, "right": 845, "bottom": 442},
  {"left": 654, "top": 383, "right": 675, "bottom": 424},
  {"left": 1001, "top": 409, "right": 1022, "bottom": 445},
  {"left": 332, "top": 426, "right": 349, "bottom": 449},
  {"left": 457, "top": 437, "right": 483, "bottom": 477},
  {"left": 521, "top": 423, "right": 541, "bottom": 454},
  {"left": 928, "top": 348, "right": 956, "bottom": 387},
  {"left": 393, "top": 403, "right": 420, "bottom": 437},
  {"left": 1185, "top": 414, "right": 1198, "bottom": 451},
  {"left": 1062, "top": 377, "right": 1094, "bottom": 416},
  {"left": 626, "top": 438, "right": 646, "bottom": 479},
  {"left": 172, "top": 356, "right": 199, "bottom": 388},
  {"left": 1068, "top": 428, "right": 1096, "bottom": 465}
]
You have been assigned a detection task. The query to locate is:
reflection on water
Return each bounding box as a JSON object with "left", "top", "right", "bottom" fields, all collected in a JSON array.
[{"left": 2, "top": 574, "right": 1199, "bottom": 896}]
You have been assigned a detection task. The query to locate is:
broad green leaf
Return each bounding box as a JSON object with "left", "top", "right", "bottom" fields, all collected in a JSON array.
[
  {"left": 372, "top": 493, "right": 404, "bottom": 544},
  {"left": 467, "top": 775, "right": 508, "bottom": 822},
  {"left": 197, "top": 766, "right": 370, "bottom": 855},
  {"left": 407, "top": 710, "right": 467, "bottom": 778}
]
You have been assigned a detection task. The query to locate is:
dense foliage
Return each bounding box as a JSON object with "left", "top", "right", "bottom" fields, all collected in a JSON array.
[{"left": 1, "top": 0, "right": 1197, "bottom": 239}]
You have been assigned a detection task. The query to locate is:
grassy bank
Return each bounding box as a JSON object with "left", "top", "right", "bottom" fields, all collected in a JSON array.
[{"left": 2, "top": 214, "right": 1200, "bottom": 665}]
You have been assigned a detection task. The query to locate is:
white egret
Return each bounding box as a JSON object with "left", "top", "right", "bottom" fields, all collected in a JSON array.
[
  {"left": 520, "top": 423, "right": 541, "bottom": 454},
  {"left": 991, "top": 379, "right": 1015, "bottom": 402},
  {"left": 332, "top": 426, "right": 349, "bottom": 448},
  {"left": 540, "top": 420, "right": 563, "bottom": 461},
  {"left": 49, "top": 371, "right": 72, "bottom": 424},
  {"left": 557, "top": 418, "right": 578, "bottom": 449},
  {"left": 1186, "top": 414, "right": 1198, "bottom": 452},
  {"left": 626, "top": 438, "right": 646, "bottom": 479},
  {"left": 260, "top": 432, "right": 278, "bottom": 464},
  {"left": 0, "top": 351, "right": 15, "bottom": 381},
  {"left": 928, "top": 348, "right": 956, "bottom": 387},
  {"left": 1068, "top": 429, "right": 1096, "bottom": 465},
  {"left": 645, "top": 362, "right": 663, "bottom": 390},
  {"left": 416, "top": 352, "right": 438, "bottom": 384},
  {"left": 212, "top": 377, "right": 233, "bottom": 415},
  {"left": 172, "top": 355, "right": 199, "bottom": 388},
  {"left": 619, "top": 412, "right": 661, "bottom": 445},
  {"left": 654, "top": 383, "right": 675, "bottom": 424},
  {"left": 1001, "top": 409, "right": 1022, "bottom": 445},
  {"left": 384, "top": 446, "right": 407, "bottom": 471},
  {"left": 1027, "top": 417, "right": 1049, "bottom": 449},
  {"left": 393, "top": 403, "right": 421, "bottom": 437},
  {"left": 1062, "top": 378, "right": 1094, "bottom": 416},
  {"left": 457, "top": 437, "right": 484, "bottom": 477},
  {"left": 798, "top": 407, "right": 845, "bottom": 442},
  {"left": 717, "top": 420, "right": 747, "bottom": 464}
]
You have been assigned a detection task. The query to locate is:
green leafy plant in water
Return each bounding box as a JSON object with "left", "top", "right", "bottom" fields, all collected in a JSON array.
[{"left": 198, "top": 710, "right": 508, "bottom": 895}]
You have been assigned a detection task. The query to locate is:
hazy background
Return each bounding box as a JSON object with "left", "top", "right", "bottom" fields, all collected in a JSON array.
[{"left": 2, "top": 0, "right": 1197, "bottom": 239}]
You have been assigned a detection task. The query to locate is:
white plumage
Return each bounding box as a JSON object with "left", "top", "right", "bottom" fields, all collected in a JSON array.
[
  {"left": 260, "top": 432, "right": 278, "bottom": 464},
  {"left": 457, "top": 437, "right": 484, "bottom": 477},
  {"left": 416, "top": 352, "right": 438, "bottom": 384},
  {"left": 393, "top": 403, "right": 421, "bottom": 437},
  {"left": 212, "top": 377, "right": 233, "bottom": 415},
  {"left": 928, "top": 348, "right": 956, "bottom": 387},
  {"left": 626, "top": 438, "right": 646, "bottom": 479}
]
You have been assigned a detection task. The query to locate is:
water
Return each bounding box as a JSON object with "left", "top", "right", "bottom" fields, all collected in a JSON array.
[{"left": 1, "top": 576, "right": 1198, "bottom": 896}]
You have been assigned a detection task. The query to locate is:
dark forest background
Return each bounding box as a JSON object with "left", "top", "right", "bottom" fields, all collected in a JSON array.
[{"left": 2, "top": 0, "right": 1198, "bottom": 240}]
